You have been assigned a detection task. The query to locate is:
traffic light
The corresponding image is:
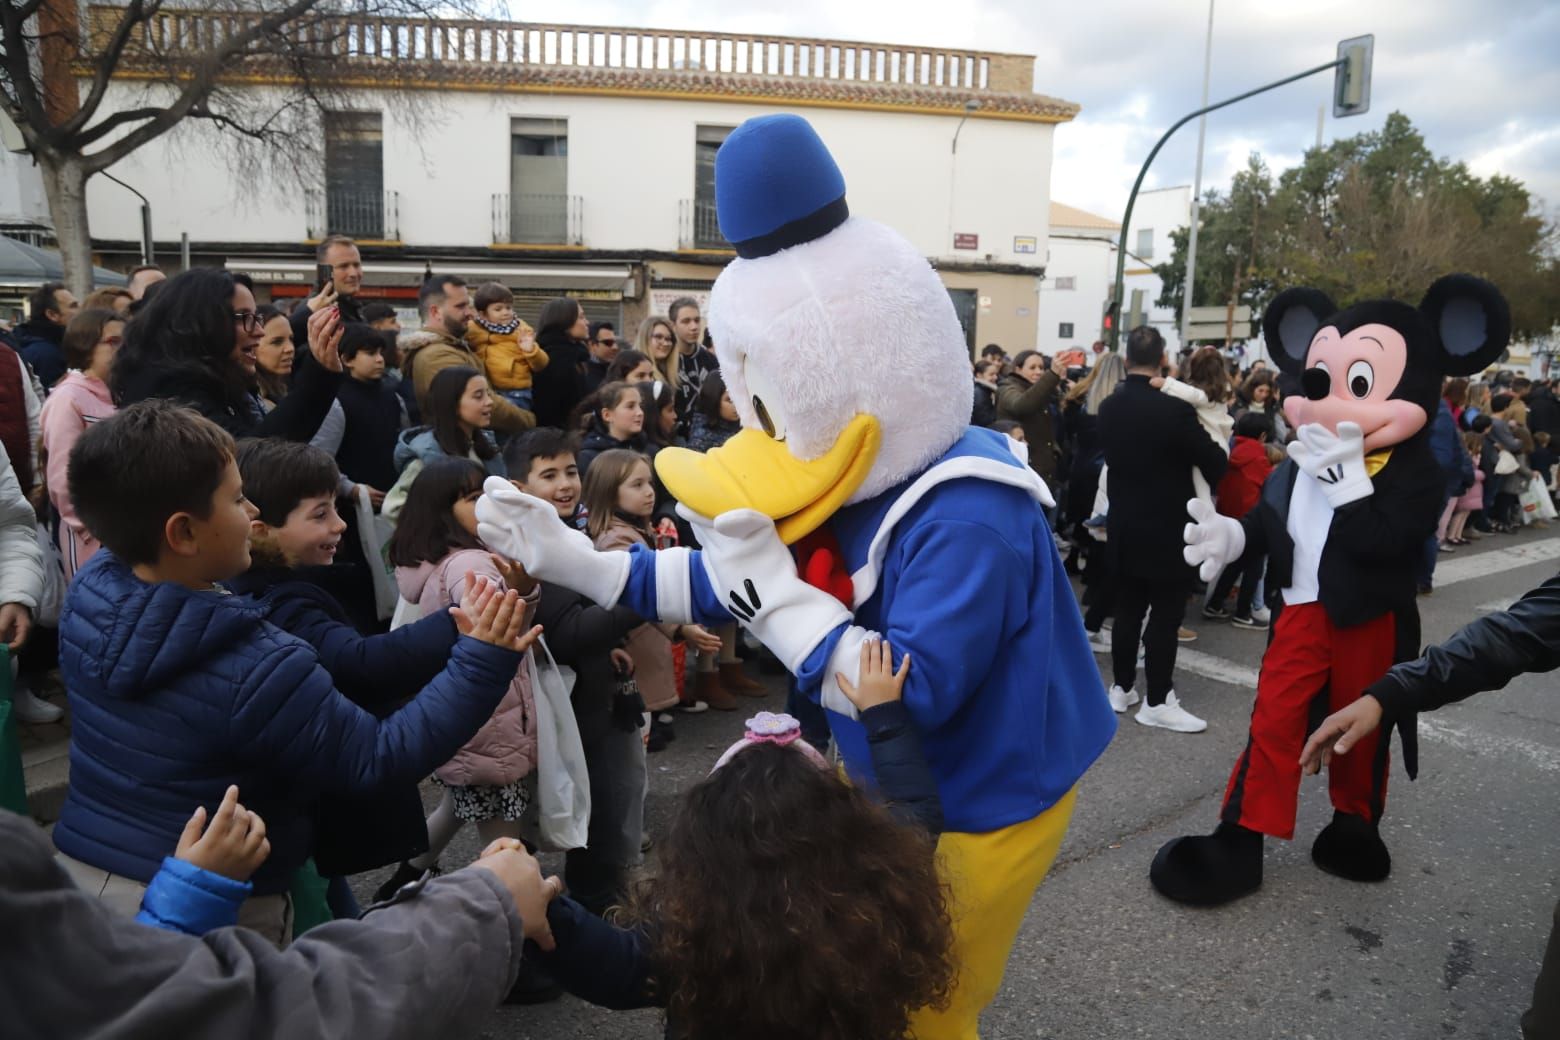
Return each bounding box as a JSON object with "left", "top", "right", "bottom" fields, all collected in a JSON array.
[
  {"left": 1102, "top": 290, "right": 1119, "bottom": 340},
  {"left": 1334, "top": 35, "right": 1373, "bottom": 118}
]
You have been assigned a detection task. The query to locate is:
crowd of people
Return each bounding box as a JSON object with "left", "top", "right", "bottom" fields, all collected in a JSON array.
[
  {"left": 0, "top": 242, "right": 1557, "bottom": 1038},
  {"left": 973, "top": 330, "right": 1558, "bottom": 734}
]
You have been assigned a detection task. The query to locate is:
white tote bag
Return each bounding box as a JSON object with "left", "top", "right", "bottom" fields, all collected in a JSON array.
[
  {"left": 526, "top": 636, "right": 591, "bottom": 852},
  {"left": 33, "top": 523, "right": 65, "bottom": 628},
  {"left": 354, "top": 484, "right": 399, "bottom": 621}
]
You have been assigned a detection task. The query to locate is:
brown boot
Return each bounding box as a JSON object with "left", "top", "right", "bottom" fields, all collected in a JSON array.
[
  {"left": 696, "top": 670, "right": 740, "bottom": 711},
  {"left": 718, "top": 662, "right": 767, "bottom": 697}
]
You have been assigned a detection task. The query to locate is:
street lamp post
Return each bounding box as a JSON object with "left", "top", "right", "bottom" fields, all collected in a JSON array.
[
  {"left": 1178, "top": 0, "right": 1216, "bottom": 352},
  {"left": 1108, "top": 37, "right": 1372, "bottom": 351}
]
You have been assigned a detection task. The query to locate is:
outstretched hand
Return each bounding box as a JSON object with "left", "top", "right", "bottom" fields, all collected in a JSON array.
[
  {"left": 1183, "top": 497, "right": 1246, "bottom": 583},
  {"left": 451, "top": 572, "right": 543, "bottom": 653},
  {"left": 836, "top": 637, "right": 910, "bottom": 712},
  {"left": 1300, "top": 696, "right": 1384, "bottom": 775},
  {"left": 306, "top": 305, "right": 345, "bottom": 373}
]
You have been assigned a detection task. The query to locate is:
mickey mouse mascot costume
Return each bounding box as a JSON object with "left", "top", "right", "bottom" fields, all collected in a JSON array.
[
  {"left": 477, "top": 113, "right": 1117, "bottom": 1037},
  {"left": 1151, "top": 274, "right": 1510, "bottom": 906}
]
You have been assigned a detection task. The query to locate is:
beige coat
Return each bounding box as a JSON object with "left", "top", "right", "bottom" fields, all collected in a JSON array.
[{"left": 593, "top": 519, "right": 680, "bottom": 711}]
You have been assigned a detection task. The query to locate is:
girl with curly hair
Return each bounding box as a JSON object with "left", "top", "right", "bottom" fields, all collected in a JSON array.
[{"left": 531, "top": 640, "right": 956, "bottom": 1040}]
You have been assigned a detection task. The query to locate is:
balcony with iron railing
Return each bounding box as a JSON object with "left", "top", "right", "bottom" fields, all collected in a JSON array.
[
  {"left": 678, "top": 199, "right": 729, "bottom": 251},
  {"left": 306, "top": 188, "right": 399, "bottom": 241},
  {"left": 491, "top": 194, "right": 583, "bottom": 246},
  {"left": 87, "top": 9, "right": 1078, "bottom": 122}
]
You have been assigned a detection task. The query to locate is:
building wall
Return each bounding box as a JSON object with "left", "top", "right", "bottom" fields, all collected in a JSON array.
[
  {"left": 1036, "top": 226, "right": 1114, "bottom": 357},
  {"left": 1122, "top": 185, "right": 1188, "bottom": 354},
  {"left": 80, "top": 81, "right": 1054, "bottom": 267},
  {"left": 0, "top": 148, "right": 49, "bottom": 228}
]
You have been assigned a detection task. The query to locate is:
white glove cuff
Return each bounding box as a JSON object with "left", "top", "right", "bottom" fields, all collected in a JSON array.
[
  {"left": 654, "top": 547, "right": 694, "bottom": 623},
  {"left": 580, "top": 549, "right": 632, "bottom": 608},
  {"left": 816, "top": 626, "right": 874, "bottom": 721},
  {"left": 1319, "top": 469, "right": 1373, "bottom": 508}
]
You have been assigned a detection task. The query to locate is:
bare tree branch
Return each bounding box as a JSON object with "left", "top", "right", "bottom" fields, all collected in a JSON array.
[{"left": 59, "top": 0, "right": 155, "bottom": 139}]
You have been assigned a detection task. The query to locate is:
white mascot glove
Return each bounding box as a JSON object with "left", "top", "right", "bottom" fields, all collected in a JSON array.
[
  {"left": 475, "top": 477, "right": 629, "bottom": 607},
  {"left": 680, "top": 506, "right": 853, "bottom": 678},
  {"left": 1183, "top": 497, "right": 1246, "bottom": 584},
  {"left": 1288, "top": 421, "right": 1373, "bottom": 508}
]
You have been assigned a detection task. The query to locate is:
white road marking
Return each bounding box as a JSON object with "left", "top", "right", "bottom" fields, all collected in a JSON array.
[
  {"left": 1172, "top": 646, "right": 1560, "bottom": 775},
  {"left": 1415, "top": 716, "right": 1560, "bottom": 775},
  {"left": 1431, "top": 535, "right": 1560, "bottom": 587},
  {"left": 1175, "top": 648, "right": 1258, "bottom": 689}
]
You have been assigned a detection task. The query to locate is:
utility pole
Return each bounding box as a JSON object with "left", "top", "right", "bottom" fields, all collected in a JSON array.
[{"left": 1178, "top": 0, "right": 1215, "bottom": 352}]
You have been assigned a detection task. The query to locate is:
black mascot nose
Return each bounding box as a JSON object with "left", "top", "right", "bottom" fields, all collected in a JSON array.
[{"left": 1301, "top": 367, "right": 1331, "bottom": 401}]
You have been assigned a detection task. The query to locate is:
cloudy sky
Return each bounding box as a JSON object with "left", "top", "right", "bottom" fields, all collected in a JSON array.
[{"left": 512, "top": 0, "right": 1560, "bottom": 224}]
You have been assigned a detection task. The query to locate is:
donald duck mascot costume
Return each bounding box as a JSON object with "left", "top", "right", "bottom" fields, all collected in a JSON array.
[{"left": 477, "top": 113, "right": 1116, "bottom": 1037}]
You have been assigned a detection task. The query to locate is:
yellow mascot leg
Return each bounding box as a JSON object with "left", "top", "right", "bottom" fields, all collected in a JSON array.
[{"left": 909, "top": 787, "right": 1079, "bottom": 1040}]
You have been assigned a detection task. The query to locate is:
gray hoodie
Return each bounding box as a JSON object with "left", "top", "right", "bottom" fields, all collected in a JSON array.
[{"left": 0, "top": 810, "right": 523, "bottom": 1040}]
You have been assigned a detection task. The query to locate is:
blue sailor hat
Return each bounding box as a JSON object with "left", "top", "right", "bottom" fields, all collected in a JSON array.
[{"left": 715, "top": 114, "right": 850, "bottom": 260}]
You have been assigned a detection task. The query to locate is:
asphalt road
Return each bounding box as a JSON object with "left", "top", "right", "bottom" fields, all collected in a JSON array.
[{"left": 352, "top": 525, "right": 1560, "bottom": 1040}]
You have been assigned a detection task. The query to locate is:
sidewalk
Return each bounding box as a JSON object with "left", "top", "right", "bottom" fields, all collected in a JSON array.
[{"left": 17, "top": 671, "right": 69, "bottom": 823}]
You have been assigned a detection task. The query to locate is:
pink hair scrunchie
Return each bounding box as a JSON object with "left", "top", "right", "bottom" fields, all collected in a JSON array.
[{"left": 710, "top": 712, "right": 831, "bottom": 774}]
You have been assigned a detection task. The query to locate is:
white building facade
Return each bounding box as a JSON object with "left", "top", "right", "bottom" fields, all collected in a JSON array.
[
  {"left": 1122, "top": 184, "right": 1189, "bottom": 355},
  {"left": 60, "top": 14, "right": 1079, "bottom": 355},
  {"left": 1036, "top": 201, "right": 1117, "bottom": 359}
]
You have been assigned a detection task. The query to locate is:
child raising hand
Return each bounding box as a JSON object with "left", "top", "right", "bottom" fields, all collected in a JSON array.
[
  {"left": 174, "top": 784, "right": 271, "bottom": 883},
  {"left": 135, "top": 785, "right": 274, "bottom": 937}
]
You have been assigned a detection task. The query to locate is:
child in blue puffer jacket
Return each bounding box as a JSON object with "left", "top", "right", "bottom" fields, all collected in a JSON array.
[{"left": 53, "top": 401, "right": 539, "bottom": 945}]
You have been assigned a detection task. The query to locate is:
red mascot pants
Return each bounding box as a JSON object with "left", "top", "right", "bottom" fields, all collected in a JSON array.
[{"left": 1220, "top": 602, "right": 1395, "bottom": 840}]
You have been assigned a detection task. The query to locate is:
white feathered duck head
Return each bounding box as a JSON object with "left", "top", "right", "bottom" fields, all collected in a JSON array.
[{"left": 654, "top": 114, "right": 974, "bottom": 545}]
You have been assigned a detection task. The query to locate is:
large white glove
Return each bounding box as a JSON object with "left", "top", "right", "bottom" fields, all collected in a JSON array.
[
  {"left": 680, "top": 506, "right": 854, "bottom": 678},
  {"left": 1183, "top": 497, "right": 1246, "bottom": 583},
  {"left": 475, "top": 477, "right": 630, "bottom": 607},
  {"left": 1288, "top": 421, "right": 1373, "bottom": 507}
]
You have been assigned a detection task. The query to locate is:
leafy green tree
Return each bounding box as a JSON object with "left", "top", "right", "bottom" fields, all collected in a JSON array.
[{"left": 1155, "top": 112, "right": 1559, "bottom": 342}]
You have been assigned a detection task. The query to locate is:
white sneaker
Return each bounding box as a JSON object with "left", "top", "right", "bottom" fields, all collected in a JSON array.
[
  {"left": 1135, "top": 691, "right": 1207, "bottom": 733},
  {"left": 12, "top": 684, "right": 64, "bottom": 724},
  {"left": 1087, "top": 629, "right": 1111, "bottom": 654},
  {"left": 1249, "top": 606, "right": 1272, "bottom": 624},
  {"left": 1107, "top": 684, "right": 1140, "bottom": 713}
]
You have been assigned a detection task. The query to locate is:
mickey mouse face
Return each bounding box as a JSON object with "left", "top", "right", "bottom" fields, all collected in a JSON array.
[
  {"left": 1263, "top": 275, "right": 1512, "bottom": 453},
  {"left": 1283, "top": 321, "right": 1428, "bottom": 452}
]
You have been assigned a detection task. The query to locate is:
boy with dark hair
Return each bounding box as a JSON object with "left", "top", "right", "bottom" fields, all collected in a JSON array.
[
  {"left": 312, "top": 323, "right": 407, "bottom": 499},
  {"left": 1204, "top": 411, "right": 1275, "bottom": 629},
  {"left": 501, "top": 429, "right": 647, "bottom": 915},
  {"left": 228, "top": 437, "right": 475, "bottom": 888},
  {"left": 468, "top": 281, "right": 547, "bottom": 414},
  {"left": 54, "top": 401, "right": 535, "bottom": 942}
]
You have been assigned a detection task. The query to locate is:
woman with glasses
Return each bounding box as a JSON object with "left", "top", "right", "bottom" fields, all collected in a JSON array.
[
  {"left": 40, "top": 308, "right": 123, "bottom": 580},
  {"left": 635, "top": 316, "right": 681, "bottom": 408},
  {"left": 111, "top": 268, "right": 343, "bottom": 442}
]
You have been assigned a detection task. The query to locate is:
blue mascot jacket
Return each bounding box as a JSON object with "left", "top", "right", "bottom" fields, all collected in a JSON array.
[{"left": 620, "top": 428, "right": 1117, "bottom": 833}]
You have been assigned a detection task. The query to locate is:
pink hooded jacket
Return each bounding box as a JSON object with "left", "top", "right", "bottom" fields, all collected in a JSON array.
[
  {"left": 39, "top": 371, "right": 115, "bottom": 579},
  {"left": 395, "top": 548, "right": 538, "bottom": 787}
]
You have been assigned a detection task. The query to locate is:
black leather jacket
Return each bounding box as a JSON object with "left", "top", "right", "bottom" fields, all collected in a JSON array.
[{"left": 1367, "top": 571, "right": 1560, "bottom": 720}]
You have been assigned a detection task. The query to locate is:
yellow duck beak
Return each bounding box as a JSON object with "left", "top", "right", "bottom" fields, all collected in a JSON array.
[{"left": 655, "top": 415, "right": 881, "bottom": 545}]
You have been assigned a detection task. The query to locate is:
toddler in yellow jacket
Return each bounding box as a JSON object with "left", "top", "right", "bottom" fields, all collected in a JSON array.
[{"left": 467, "top": 282, "right": 548, "bottom": 412}]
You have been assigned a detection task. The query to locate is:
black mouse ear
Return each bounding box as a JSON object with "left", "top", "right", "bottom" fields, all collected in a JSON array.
[
  {"left": 1419, "top": 274, "right": 1510, "bottom": 376},
  {"left": 1262, "top": 288, "right": 1336, "bottom": 376}
]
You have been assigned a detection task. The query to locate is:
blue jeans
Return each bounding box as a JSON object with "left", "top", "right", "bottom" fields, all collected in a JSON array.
[{"left": 498, "top": 388, "right": 534, "bottom": 412}]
